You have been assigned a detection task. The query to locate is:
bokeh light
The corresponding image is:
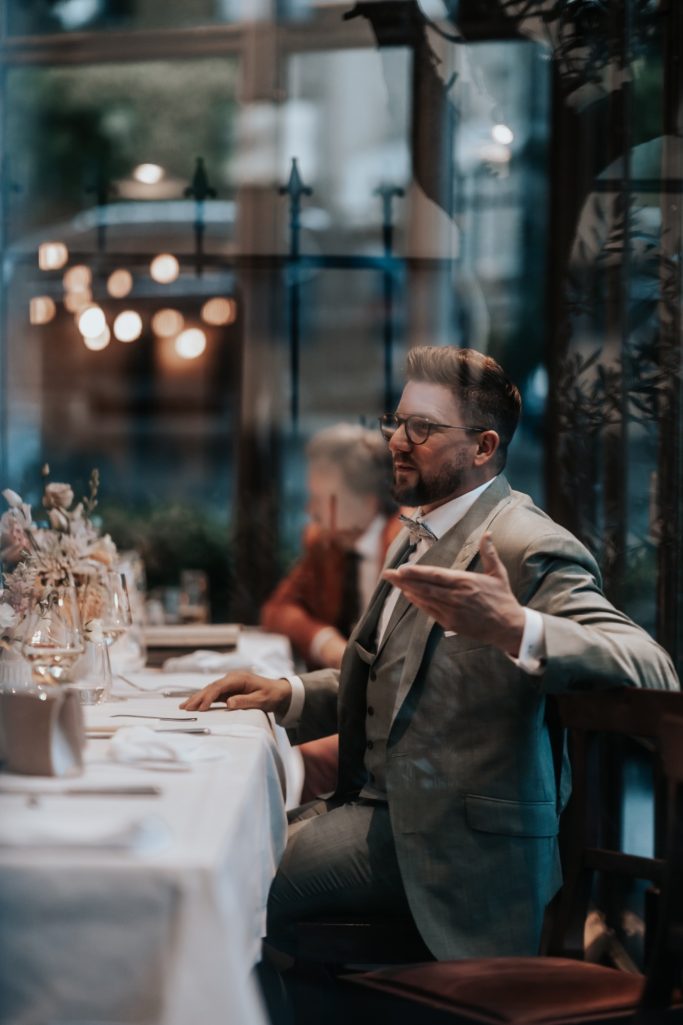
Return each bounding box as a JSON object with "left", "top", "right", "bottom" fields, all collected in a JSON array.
[
  {"left": 113, "top": 310, "right": 143, "bottom": 343},
  {"left": 38, "top": 242, "right": 69, "bottom": 271},
  {"left": 133, "top": 163, "right": 164, "bottom": 185},
  {"left": 78, "top": 305, "right": 107, "bottom": 338},
  {"left": 152, "top": 308, "right": 184, "bottom": 337},
  {"left": 175, "top": 328, "right": 207, "bottom": 360},
  {"left": 63, "top": 265, "right": 92, "bottom": 292},
  {"left": 83, "top": 325, "right": 111, "bottom": 351},
  {"left": 29, "top": 296, "right": 57, "bottom": 325},
  {"left": 64, "top": 290, "right": 93, "bottom": 314},
  {"left": 491, "top": 123, "right": 514, "bottom": 145},
  {"left": 150, "top": 254, "right": 179, "bottom": 284},
  {"left": 201, "top": 297, "right": 237, "bottom": 326},
  {"left": 107, "top": 269, "right": 133, "bottom": 299}
]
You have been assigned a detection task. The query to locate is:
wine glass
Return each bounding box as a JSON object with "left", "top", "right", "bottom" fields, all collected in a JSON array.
[
  {"left": 20, "top": 583, "right": 85, "bottom": 687},
  {"left": 100, "top": 571, "right": 133, "bottom": 646}
]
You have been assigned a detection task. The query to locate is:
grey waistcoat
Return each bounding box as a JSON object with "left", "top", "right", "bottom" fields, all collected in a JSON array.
[{"left": 357, "top": 543, "right": 421, "bottom": 800}]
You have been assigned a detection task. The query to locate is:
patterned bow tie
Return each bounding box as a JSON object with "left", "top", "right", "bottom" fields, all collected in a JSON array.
[{"left": 399, "top": 513, "right": 438, "bottom": 545}]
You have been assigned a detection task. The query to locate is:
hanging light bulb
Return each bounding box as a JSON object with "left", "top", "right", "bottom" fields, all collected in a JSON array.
[
  {"left": 30, "top": 296, "right": 57, "bottom": 325},
  {"left": 175, "top": 328, "right": 207, "bottom": 360},
  {"left": 64, "top": 289, "right": 93, "bottom": 314},
  {"left": 201, "top": 297, "right": 237, "bottom": 326},
  {"left": 78, "top": 305, "right": 107, "bottom": 338},
  {"left": 83, "top": 325, "right": 111, "bottom": 351},
  {"left": 107, "top": 269, "right": 133, "bottom": 298},
  {"left": 152, "top": 308, "right": 184, "bottom": 338},
  {"left": 113, "top": 310, "right": 143, "bottom": 343},
  {"left": 63, "top": 265, "right": 92, "bottom": 292},
  {"left": 133, "top": 163, "right": 164, "bottom": 185},
  {"left": 491, "top": 123, "right": 514, "bottom": 145},
  {"left": 38, "top": 242, "right": 69, "bottom": 271},
  {"left": 150, "top": 253, "right": 179, "bottom": 284}
]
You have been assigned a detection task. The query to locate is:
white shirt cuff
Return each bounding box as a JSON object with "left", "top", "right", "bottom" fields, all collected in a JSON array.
[
  {"left": 277, "top": 674, "right": 306, "bottom": 726},
  {"left": 511, "top": 608, "right": 547, "bottom": 675},
  {"left": 309, "top": 626, "right": 338, "bottom": 665}
]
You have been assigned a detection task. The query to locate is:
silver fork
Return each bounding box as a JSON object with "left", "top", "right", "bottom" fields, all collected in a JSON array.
[{"left": 110, "top": 714, "right": 198, "bottom": 722}]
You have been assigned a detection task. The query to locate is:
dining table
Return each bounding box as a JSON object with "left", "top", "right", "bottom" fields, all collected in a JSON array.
[{"left": 0, "top": 629, "right": 298, "bottom": 1025}]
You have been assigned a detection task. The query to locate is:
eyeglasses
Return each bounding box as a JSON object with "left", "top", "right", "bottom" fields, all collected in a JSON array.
[{"left": 378, "top": 414, "right": 484, "bottom": 446}]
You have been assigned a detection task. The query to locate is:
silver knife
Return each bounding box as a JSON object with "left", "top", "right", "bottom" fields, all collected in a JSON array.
[
  {"left": 154, "top": 727, "right": 211, "bottom": 735},
  {"left": 0, "top": 785, "right": 162, "bottom": 797}
]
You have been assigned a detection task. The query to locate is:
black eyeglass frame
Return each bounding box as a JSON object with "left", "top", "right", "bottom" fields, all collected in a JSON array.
[{"left": 378, "top": 414, "right": 485, "bottom": 446}]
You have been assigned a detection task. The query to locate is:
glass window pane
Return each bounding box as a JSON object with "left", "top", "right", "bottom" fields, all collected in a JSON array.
[
  {"left": 5, "top": 0, "right": 250, "bottom": 36},
  {"left": 3, "top": 57, "right": 240, "bottom": 616}
]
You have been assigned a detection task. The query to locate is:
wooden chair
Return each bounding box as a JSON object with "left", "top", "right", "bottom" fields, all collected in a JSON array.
[{"left": 341, "top": 688, "right": 683, "bottom": 1025}]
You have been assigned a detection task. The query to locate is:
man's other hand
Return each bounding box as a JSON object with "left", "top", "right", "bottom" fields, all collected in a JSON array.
[
  {"left": 179, "top": 671, "right": 293, "bottom": 716},
  {"left": 382, "top": 532, "right": 525, "bottom": 656}
]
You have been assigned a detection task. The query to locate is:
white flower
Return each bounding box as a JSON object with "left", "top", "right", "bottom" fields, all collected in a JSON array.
[
  {"left": 2, "top": 488, "right": 23, "bottom": 508},
  {"left": 0, "top": 603, "right": 17, "bottom": 632},
  {"left": 43, "top": 483, "right": 75, "bottom": 510},
  {"left": 47, "top": 508, "right": 70, "bottom": 531}
]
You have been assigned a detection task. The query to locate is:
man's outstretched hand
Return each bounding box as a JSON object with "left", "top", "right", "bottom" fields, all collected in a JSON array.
[
  {"left": 382, "top": 532, "right": 526, "bottom": 655},
  {"left": 179, "top": 671, "right": 293, "bottom": 715}
]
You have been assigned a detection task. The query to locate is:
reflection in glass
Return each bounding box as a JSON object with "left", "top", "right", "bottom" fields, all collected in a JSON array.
[{"left": 21, "top": 584, "right": 85, "bottom": 686}]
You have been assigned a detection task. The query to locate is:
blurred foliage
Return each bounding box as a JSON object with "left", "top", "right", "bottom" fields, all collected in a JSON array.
[
  {"left": 6, "top": 59, "right": 238, "bottom": 234},
  {"left": 98, "top": 501, "right": 233, "bottom": 621}
]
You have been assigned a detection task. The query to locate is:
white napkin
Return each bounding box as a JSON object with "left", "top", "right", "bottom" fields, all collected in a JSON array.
[
  {"left": 108, "top": 725, "right": 226, "bottom": 766},
  {"left": 161, "top": 650, "right": 253, "bottom": 674},
  {"left": 0, "top": 807, "right": 169, "bottom": 851},
  {"left": 162, "top": 633, "right": 293, "bottom": 678}
]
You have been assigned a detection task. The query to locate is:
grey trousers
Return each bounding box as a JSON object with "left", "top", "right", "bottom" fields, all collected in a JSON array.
[{"left": 266, "top": 798, "right": 414, "bottom": 955}]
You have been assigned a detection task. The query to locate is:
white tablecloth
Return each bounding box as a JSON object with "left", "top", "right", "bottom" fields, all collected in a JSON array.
[{"left": 0, "top": 646, "right": 293, "bottom": 1025}]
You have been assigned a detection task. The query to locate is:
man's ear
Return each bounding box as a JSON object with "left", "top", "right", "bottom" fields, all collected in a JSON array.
[{"left": 473, "top": 430, "right": 500, "bottom": 467}]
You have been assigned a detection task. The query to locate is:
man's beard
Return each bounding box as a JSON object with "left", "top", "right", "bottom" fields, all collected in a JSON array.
[{"left": 391, "top": 460, "right": 468, "bottom": 507}]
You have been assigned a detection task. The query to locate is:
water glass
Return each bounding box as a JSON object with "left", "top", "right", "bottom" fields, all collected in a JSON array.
[{"left": 71, "top": 635, "right": 113, "bottom": 705}]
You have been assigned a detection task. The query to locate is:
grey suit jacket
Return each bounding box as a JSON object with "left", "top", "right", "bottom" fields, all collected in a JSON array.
[{"left": 293, "top": 476, "right": 679, "bottom": 958}]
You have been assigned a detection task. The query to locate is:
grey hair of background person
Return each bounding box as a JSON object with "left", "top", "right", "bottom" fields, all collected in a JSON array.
[{"left": 306, "top": 424, "right": 396, "bottom": 515}]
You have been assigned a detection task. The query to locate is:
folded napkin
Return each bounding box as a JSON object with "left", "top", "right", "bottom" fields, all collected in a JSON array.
[
  {"left": 161, "top": 632, "right": 293, "bottom": 675},
  {"left": 161, "top": 650, "right": 252, "bottom": 674},
  {"left": 0, "top": 807, "right": 169, "bottom": 851},
  {"left": 108, "top": 725, "right": 226, "bottom": 766},
  {"left": 161, "top": 650, "right": 290, "bottom": 679}
]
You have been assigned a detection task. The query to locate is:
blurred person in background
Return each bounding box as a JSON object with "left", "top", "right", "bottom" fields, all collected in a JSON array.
[
  {"left": 261, "top": 423, "right": 402, "bottom": 802},
  {"left": 261, "top": 423, "right": 402, "bottom": 670}
]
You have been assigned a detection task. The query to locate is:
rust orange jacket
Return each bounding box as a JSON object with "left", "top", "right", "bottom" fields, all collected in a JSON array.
[{"left": 260, "top": 515, "right": 402, "bottom": 666}]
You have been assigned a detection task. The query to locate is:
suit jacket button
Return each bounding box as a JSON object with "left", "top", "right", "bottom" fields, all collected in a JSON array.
[
  {"left": 367, "top": 705, "right": 375, "bottom": 716},
  {"left": 367, "top": 739, "right": 374, "bottom": 750}
]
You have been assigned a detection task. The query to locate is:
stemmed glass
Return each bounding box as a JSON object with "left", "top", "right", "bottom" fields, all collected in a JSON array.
[
  {"left": 20, "top": 582, "right": 85, "bottom": 687},
  {"left": 100, "top": 571, "right": 133, "bottom": 646},
  {"left": 97, "top": 571, "right": 135, "bottom": 699}
]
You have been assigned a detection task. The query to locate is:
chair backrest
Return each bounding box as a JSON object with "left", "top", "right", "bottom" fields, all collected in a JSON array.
[
  {"left": 640, "top": 712, "right": 683, "bottom": 1011},
  {"left": 548, "top": 689, "right": 683, "bottom": 1010}
]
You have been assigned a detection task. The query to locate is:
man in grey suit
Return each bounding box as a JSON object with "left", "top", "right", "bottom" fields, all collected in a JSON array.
[{"left": 183, "top": 346, "right": 678, "bottom": 960}]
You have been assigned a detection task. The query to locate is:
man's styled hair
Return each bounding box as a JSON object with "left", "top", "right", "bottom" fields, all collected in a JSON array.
[
  {"left": 307, "top": 423, "right": 395, "bottom": 513},
  {"left": 405, "top": 346, "right": 522, "bottom": 469}
]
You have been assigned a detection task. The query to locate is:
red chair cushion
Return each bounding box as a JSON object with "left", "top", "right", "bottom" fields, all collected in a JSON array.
[{"left": 348, "top": 957, "right": 647, "bottom": 1025}]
